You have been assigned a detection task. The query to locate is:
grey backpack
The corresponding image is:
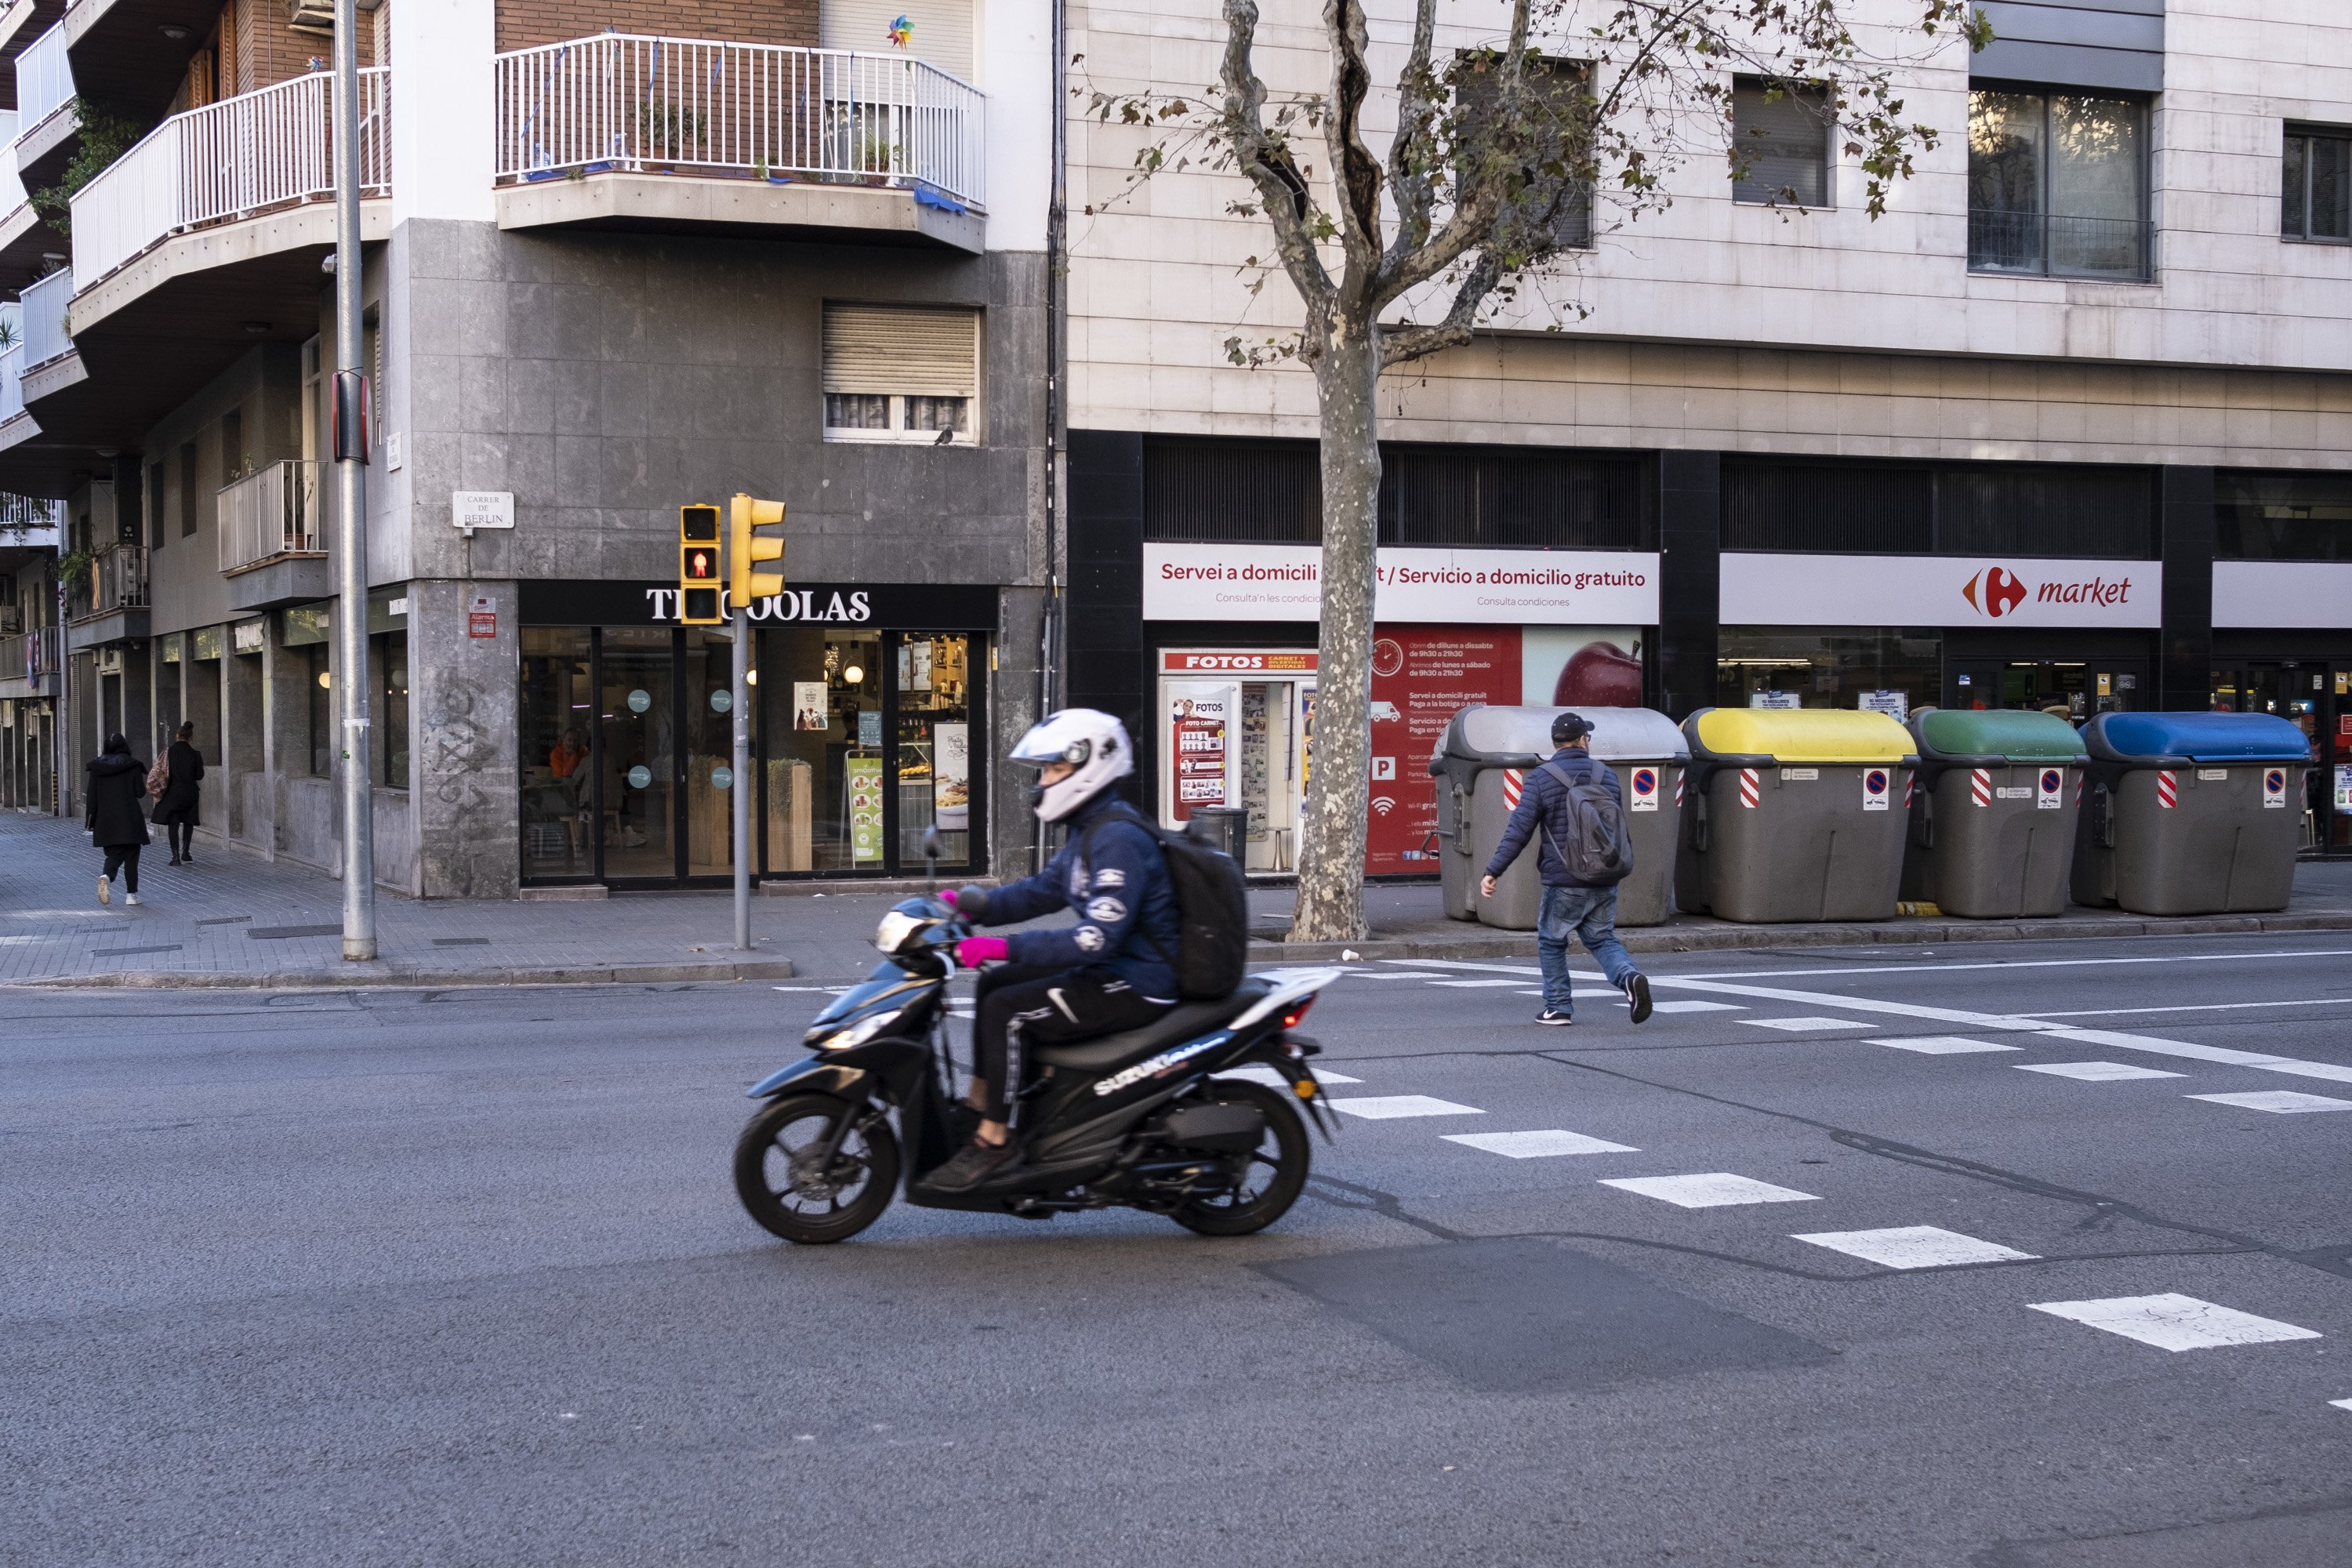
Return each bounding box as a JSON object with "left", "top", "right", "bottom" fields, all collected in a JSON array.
[{"left": 1537, "top": 760, "right": 1633, "bottom": 884}]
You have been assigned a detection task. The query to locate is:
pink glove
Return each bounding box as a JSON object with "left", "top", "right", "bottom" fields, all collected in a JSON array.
[
  {"left": 939, "top": 888, "right": 959, "bottom": 907},
  {"left": 955, "top": 935, "right": 1009, "bottom": 967}
]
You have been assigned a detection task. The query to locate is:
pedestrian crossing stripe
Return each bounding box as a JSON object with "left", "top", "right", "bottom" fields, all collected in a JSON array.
[{"left": 2029, "top": 1294, "right": 2321, "bottom": 1352}]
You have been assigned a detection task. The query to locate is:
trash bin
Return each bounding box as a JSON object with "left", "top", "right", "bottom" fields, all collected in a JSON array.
[
  {"left": 1675, "top": 707, "right": 1916, "bottom": 923},
  {"left": 1429, "top": 706, "right": 1689, "bottom": 929},
  {"left": 1185, "top": 805, "right": 1249, "bottom": 862},
  {"left": 2071, "top": 711, "right": 2312, "bottom": 915},
  {"left": 1901, "top": 708, "right": 2089, "bottom": 918}
]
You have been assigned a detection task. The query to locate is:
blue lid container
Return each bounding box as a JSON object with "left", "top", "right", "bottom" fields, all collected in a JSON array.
[{"left": 2085, "top": 710, "right": 2312, "bottom": 766}]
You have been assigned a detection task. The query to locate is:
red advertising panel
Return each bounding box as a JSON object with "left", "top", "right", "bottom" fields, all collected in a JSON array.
[{"left": 1367, "top": 629, "right": 1519, "bottom": 873}]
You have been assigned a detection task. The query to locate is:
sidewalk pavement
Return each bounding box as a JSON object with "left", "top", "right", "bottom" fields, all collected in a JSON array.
[{"left": 7, "top": 810, "right": 2351, "bottom": 989}]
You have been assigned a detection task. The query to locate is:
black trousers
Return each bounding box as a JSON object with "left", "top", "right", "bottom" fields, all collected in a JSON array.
[
  {"left": 970, "top": 962, "right": 1168, "bottom": 1124},
  {"left": 100, "top": 844, "right": 141, "bottom": 895},
  {"left": 160, "top": 817, "right": 194, "bottom": 858}
]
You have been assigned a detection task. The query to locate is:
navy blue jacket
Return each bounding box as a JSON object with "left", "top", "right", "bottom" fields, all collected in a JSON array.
[
  {"left": 982, "top": 796, "right": 1181, "bottom": 1000},
  {"left": 1485, "top": 747, "right": 1624, "bottom": 888}
]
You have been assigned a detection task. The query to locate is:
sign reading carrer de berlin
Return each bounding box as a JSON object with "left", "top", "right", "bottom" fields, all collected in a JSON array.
[
  {"left": 1142, "top": 542, "right": 1661, "bottom": 624},
  {"left": 452, "top": 491, "right": 515, "bottom": 530},
  {"left": 1719, "top": 553, "right": 2162, "bottom": 629}
]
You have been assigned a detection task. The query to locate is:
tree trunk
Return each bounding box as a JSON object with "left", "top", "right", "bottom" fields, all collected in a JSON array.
[{"left": 1289, "top": 324, "right": 1383, "bottom": 944}]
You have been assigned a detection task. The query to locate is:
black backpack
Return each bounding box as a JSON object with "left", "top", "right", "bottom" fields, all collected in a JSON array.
[
  {"left": 1083, "top": 809, "right": 1250, "bottom": 1000},
  {"left": 1537, "top": 760, "right": 1634, "bottom": 885}
]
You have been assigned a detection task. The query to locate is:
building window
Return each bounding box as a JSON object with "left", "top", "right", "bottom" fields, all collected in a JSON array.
[
  {"left": 307, "top": 643, "right": 332, "bottom": 776},
  {"left": 148, "top": 461, "right": 165, "bottom": 550},
  {"left": 822, "top": 304, "right": 979, "bottom": 444},
  {"left": 1968, "top": 89, "right": 2149, "bottom": 281},
  {"left": 178, "top": 443, "right": 198, "bottom": 536},
  {"left": 1457, "top": 55, "right": 1594, "bottom": 251},
  {"left": 374, "top": 629, "right": 408, "bottom": 787},
  {"left": 2216, "top": 470, "right": 2352, "bottom": 559},
  {"left": 1730, "top": 78, "right": 1832, "bottom": 207},
  {"left": 2282, "top": 125, "right": 2351, "bottom": 243}
]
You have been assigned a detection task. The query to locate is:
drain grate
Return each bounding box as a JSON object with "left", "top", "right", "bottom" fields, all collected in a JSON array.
[
  {"left": 248, "top": 924, "right": 343, "bottom": 940},
  {"left": 431, "top": 937, "right": 492, "bottom": 947},
  {"left": 93, "top": 945, "right": 184, "bottom": 958}
]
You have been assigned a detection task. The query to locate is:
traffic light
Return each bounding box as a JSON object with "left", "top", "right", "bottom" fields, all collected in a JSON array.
[
  {"left": 680, "top": 504, "right": 723, "bottom": 625},
  {"left": 730, "top": 493, "right": 786, "bottom": 604}
]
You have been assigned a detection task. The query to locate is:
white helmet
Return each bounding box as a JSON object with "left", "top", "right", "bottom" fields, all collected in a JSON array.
[{"left": 1011, "top": 708, "right": 1134, "bottom": 822}]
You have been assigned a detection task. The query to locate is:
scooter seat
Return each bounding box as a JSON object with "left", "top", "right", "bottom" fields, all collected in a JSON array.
[{"left": 1032, "top": 978, "right": 1272, "bottom": 1073}]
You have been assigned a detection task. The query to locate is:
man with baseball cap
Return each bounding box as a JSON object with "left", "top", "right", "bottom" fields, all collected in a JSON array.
[{"left": 1479, "top": 711, "right": 1654, "bottom": 1027}]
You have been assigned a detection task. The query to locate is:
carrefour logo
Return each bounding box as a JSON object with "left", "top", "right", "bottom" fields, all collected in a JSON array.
[{"left": 1962, "top": 567, "right": 2028, "bottom": 618}]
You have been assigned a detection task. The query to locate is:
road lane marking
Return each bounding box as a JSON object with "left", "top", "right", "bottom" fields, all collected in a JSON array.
[
  {"left": 1327, "top": 1095, "right": 1484, "bottom": 1120},
  {"left": 2014, "top": 1061, "right": 2187, "bottom": 1081},
  {"left": 1345, "top": 971, "right": 1451, "bottom": 980},
  {"left": 1677, "top": 949, "right": 2352, "bottom": 982},
  {"left": 1393, "top": 959, "right": 1544, "bottom": 976},
  {"left": 1598, "top": 1173, "right": 1820, "bottom": 1208},
  {"left": 1428, "top": 978, "right": 1534, "bottom": 989},
  {"left": 2028, "top": 1294, "right": 2323, "bottom": 1352},
  {"left": 1791, "top": 1226, "right": 2036, "bottom": 1269},
  {"left": 2019, "top": 998, "right": 2352, "bottom": 1018},
  {"left": 1443, "top": 1129, "right": 1639, "bottom": 1158},
  {"left": 2332, "top": 1399, "right": 2352, "bottom": 1412},
  {"left": 1647, "top": 1000, "right": 1745, "bottom": 1014},
  {"left": 1215, "top": 1064, "right": 1363, "bottom": 1087},
  {"left": 2185, "top": 1090, "right": 2352, "bottom": 1114},
  {"left": 1740, "top": 1016, "right": 1871, "bottom": 1032},
  {"left": 1867, "top": 1036, "right": 2023, "bottom": 1054}
]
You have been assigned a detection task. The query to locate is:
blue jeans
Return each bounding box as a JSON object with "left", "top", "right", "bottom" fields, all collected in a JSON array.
[{"left": 1537, "top": 882, "right": 1637, "bottom": 1015}]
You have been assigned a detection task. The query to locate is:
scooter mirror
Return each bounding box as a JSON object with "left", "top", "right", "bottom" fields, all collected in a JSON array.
[{"left": 921, "top": 825, "right": 944, "bottom": 880}]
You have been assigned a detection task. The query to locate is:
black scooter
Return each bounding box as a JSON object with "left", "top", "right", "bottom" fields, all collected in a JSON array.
[{"left": 733, "top": 880, "right": 1341, "bottom": 1245}]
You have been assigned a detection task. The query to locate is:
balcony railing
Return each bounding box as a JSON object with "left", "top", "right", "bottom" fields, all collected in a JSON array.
[
  {"left": 20, "top": 266, "right": 69, "bottom": 368},
  {"left": 0, "top": 491, "right": 56, "bottom": 532},
  {"left": 493, "top": 34, "right": 985, "bottom": 211},
  {"left": 1967, "top": 209, "right": 2152, "bottom": 283},
  {"left": 219, "top": 459, "right": 324, "bottom": 574},
  {"left": 72, "top": 68, "right": 392, "bottom": 286},
  {"left": 14, "top": 20, "right": 71, "bottom": 140},
  {"left": 0, "top": 624, "right": 58, "bottom": 682},
  {"left": 0, "top": 114, "right": 24, "bottom": 212},
  {"left": 83, "top": 543, "right": 147, "bottom": 618},
  {"left": 0, "top": 343, "right": 24, "bottom": 425}
]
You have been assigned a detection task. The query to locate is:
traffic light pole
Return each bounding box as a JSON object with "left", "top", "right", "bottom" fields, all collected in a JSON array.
[
  {"left": 731, "top": 603, "right": 752, "bottom": 952},
  {"left": 332, "top": 0, "right": 375, "bottom": 962}
]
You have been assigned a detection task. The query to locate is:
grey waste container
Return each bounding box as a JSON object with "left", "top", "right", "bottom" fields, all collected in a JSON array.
[
  {"left": 1428, "top": 705, "right": 1687, "bottom": 929},
  {"left": 1185, "top": 805, "right": 1249, "bottom": 862},
  {"left": 1675, "top": 707, "right": 1917, "bottom": 923},
  {"left": 1901, "top": 708, "right": 2089, "bottom": 918},
  {"left": 2071, "top": 711, "right": 2311, "bottom": 915}
]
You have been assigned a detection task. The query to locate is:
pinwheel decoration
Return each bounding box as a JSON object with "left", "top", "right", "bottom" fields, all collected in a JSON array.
[{"left": 885, "top": 15, "right": 913, "bottom": 48}]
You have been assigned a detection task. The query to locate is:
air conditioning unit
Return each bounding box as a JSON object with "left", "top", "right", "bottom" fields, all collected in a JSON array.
[
  {"left": 288, "top": 0, "right": 381, "bottom": 34},
  {"left": 94, "top": 646, "right": 122, "bottom": 675}
]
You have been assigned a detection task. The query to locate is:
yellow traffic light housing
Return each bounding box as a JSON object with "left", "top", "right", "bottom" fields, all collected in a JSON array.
[
  {"left": 680, "top": 503, "right": 724, "bottom": 625},
  {"left": 730, "top": 493, "right": 786, "bottom": 604}
]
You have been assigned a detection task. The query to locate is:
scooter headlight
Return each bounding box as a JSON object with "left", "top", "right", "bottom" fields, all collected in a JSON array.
[{"left": 818, "top": 1010, "right": 902, "bottom": 1051}]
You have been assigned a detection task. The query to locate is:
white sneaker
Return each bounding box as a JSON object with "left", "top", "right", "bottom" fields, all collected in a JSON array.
[
  {"left": 125, "top": 894, "right": 142, "bottom": 906},
  {"left": 97, "top": 875, "right": 109, "bottom": 906}
]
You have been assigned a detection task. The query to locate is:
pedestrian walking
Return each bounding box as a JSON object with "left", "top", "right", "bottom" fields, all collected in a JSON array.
[
  {"left": 1479, "top": 711, "right": 1654, "bottom": 1027},
  {"left": 85, "top": 732, "right": 152, "bottom": 907},
  {"left": 151, "top": 721, "right": 205, "bottom": 864}
]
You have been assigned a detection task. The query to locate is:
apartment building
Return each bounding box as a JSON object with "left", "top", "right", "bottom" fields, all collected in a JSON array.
[
  {"left": 1062, "top": 0, "right": 2352, "bottom": 873},
  {"left": 0, "top": 492, "right": 62, "bottom": 810},
  {"left": 0, "top": 0, "right": 1051, "bottom": 893}
]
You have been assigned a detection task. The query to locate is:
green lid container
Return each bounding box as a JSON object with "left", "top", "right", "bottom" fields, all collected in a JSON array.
[{"left": 1913, "top": 708, "right": 2089, "bottom": 765}]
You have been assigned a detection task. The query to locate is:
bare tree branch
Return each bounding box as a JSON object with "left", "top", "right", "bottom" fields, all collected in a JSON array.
[
  {"left": 1380, "top": 0, "right": 1444, "bottom": 275},
  {"left": 1216, "top": 0, "right": 1334, "bottom": 321},
  {"left": 1379, "top": 251, "right": 1503, "bottom": 368}
]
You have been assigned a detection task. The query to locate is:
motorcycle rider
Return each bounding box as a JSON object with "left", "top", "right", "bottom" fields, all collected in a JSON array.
[{"left": 926, "top": 709, "right": 1181, "bottom": 1192}]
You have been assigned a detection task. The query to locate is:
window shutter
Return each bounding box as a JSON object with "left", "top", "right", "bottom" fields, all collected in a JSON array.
[
  {"left": 823, "top": 305, "right": 979, "bottom": 397},
  {"left": 1733, "top": 82, "right": 1831, "bottom": 205},
  {"left": 819, "top": 0, "right": 975, "bottom": 82}
]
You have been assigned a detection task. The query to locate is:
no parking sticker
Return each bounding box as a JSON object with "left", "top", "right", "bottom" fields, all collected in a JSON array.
[
  {"left": 1629, "top": 766, "right": 1660, "bottom": 813},
  {"left": 2264, "top": 768, "right": 2288, "bottom": 809},
  {"left": 2037, "top": 768, "right": 2064, "bottom": 811},
  {"left": 1863, "top": 768, "right": 1891, "bottom": 812}
]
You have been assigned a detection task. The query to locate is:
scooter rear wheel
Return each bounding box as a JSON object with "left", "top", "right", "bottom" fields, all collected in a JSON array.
[
  {"left": 1169, "top": 1079, "right": 1310, "bottom": 1237},
  {"left": 735, "top": 1093, "right": 900, "bottom": 1244}
]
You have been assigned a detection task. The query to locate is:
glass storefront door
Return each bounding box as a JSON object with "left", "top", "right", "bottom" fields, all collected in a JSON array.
[
  {"left": 520, "top": 628, "right": 595, "bottom": 880},
  {"left": 682, "top": 627, "right": 737, "bottom": 877},
  {"left": 891, "top": 633, "right": 976, "bottom": 872},
  {"left": 599, "top": 628, "right": 677, "bottom": 881},
  {"left": 2212, "top": 661, "right": 2347, "bottom": 855}
]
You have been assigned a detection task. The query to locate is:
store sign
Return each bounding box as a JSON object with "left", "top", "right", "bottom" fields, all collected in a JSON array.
[
  {"left": 517, "top": 579, "right": 998, "bottom": 630},
  {"left": 1143, "top": 543, "right": 1660, "bottom": 625},
  {"left": 1720, "top": 554, "right": 2161, "bottom": 629},
  {"left": 2213, "top": 561, "right": 2352, "bottom": 629}
]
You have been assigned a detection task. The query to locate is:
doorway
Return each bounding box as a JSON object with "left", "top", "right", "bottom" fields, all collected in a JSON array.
[
  {"left": 2211, "top": 661, "right": 2348, "bottom": 855},
  {"left": 1947, "top": 657, "right": 2147, "bottom": 717}
]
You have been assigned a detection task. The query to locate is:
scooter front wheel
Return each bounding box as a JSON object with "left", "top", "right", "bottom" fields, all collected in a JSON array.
[{"left": 734, "top": 1093, "right": 901, "bottom": 1244}]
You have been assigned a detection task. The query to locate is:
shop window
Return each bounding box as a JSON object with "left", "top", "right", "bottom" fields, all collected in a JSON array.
[
  {"left": 894, "top": 634, "right": 974, "bottom": 869},
  {"left": 1456, "top": 54, "right": 1594, "bottom": 251},
  {"left": 599, "top": 627, "right": 676, "bottom": 880},
  {"left": 1731, "top": 78, "right": 1832, "bottom": 207},
  {"left": 2216, "top": 470, "right": 2352, "bottom": 560},
  {"left": 307, "top": 644, "right": 331, "bottom": 776},
  {"left": 1967, "top": 88, "right": 2150, "bottom": 281},
  {"left": 1719, "top": 628, "right": 1942, "bottom": 717},
  {"left": 760, "top": 626, "right": 887, "bottom": 873},
  {"left": 822, "top": 304, "right": 980, "bottom": 445},
  {"left": 2282, "top": 125, "right": 2351, "bottom": 244},
  {"left": 519, "top": 628, "right": 594, "bottom": 877}
]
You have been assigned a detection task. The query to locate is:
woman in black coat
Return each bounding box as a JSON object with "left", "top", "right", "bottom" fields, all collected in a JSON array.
[
  {"left": 151, "top": 720, "right": 205, "bottom": 864},
  {"left": 85, "top": 732, "right": 151, "bottom": 907}
]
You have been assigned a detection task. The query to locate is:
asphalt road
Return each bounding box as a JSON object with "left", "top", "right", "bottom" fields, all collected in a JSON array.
[{"left": 5, "top": 931, "right": 2350, "bottom": 1566}]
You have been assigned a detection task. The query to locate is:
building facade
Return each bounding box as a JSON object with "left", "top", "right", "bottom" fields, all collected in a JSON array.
[
  {"left": 1062, "top": 0, "right": 2352, "bottom": 869},
  {"left": 0, "top": 0, "right": 1054, "bottom": 892}
]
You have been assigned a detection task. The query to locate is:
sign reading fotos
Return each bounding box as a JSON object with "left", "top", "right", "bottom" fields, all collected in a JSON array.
[
  {"left": 1143, "top": 543, "right": 1661, "bottom": 625},
  {"left": 1720, "top": 554, "right": 2162, "bottom": 629}
]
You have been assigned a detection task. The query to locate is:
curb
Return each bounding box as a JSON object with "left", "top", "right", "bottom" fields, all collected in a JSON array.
[
  {"left": 1252, "top": 910, "right": 2352, "bottom": 964},
  {"left": 14, "top": 958, "right": 800, "bottom": 991}
]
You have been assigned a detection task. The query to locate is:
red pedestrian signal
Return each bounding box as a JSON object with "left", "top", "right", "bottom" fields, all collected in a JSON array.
[{"left": 680, "top": 504, "right": 723, "bottom": 625}]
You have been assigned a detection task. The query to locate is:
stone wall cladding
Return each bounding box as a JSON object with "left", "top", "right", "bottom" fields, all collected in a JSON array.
[
  {"left": 496, "top": 1, "right": 818, "bottom": 53},
  {"left": 409, "top": 577, "right": 520, "bottom": 898}
]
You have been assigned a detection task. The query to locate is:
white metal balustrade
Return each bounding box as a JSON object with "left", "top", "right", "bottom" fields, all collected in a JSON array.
[
  {"left": 218, "top": 459, "right": 325, "bottom": 574},
  {"left": 20, "top": 267, "right": 68, "bottom": 368},
  {"left": 14, "top": 20, "right": 71, "bottom": 141},
  {"left": 0, "top": 345, "right": 25, "bottom": 426},
  {"left": 494, "top": 34, "right": 985, "bottom": 211},
  {"left": 0, "top": 114, "right": 24, "bottom": 212},
  {"left": 71, "top": 68, "right": 391, "bottom": 287}
]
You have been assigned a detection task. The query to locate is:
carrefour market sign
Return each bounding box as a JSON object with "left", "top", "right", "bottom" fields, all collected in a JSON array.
[
  {"left": 1143, "top": 542, "right": 1660, "bottom": 624},
  {"left": 1719, "top": 553, "right": 2161, "bottom": 629}
]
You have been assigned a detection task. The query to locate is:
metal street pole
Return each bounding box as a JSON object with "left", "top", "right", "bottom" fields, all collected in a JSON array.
[
  {"left": 731, "top": 604, "right": 752, "bottom": 951},
  {"left": 333, "top": 0, "right": 376, "bottom": 960}
]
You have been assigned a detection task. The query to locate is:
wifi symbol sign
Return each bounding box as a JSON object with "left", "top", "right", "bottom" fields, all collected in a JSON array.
[{"left": 1370, "top": 796, "right": 1396, "bottom": 816}]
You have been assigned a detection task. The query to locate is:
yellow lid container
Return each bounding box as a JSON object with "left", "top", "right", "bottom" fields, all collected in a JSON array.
[{"left": 1689, "top": 707, "right": 1915, "bottom": 764}]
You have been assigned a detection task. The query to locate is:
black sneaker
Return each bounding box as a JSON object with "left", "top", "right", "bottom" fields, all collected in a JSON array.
[
  {"left": 1535, "top": 1008, "right": 1574, "bottom": 1026},
  {"left": 1624, "top": 974, "right": 1654, "bottom": 1025},
  {"left": 925, "top": 1137, "right": 1021, "bottom": 1192}
]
